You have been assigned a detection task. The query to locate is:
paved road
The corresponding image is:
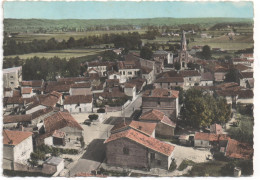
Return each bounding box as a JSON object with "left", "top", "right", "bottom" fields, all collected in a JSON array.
[
  {"left": 69, "top": 139, "right": 106, "bottom": 177},
  {"left": 67, "top": 122, "right": 113, "bottom": 177},
  {"left": 123, "top": 93, "right": 142, "bottom": 117}
]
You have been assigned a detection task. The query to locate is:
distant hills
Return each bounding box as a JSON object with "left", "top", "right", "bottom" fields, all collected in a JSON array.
[{"left": 4, "top": 17, "right": 253, "bottom": 33}]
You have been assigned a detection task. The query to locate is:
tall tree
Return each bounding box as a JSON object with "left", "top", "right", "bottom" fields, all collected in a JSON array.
[{"left": 140, "top": 46, "right": 153, "bottom": 60}]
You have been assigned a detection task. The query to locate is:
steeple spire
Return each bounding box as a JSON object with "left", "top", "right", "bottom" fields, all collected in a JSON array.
[{"left": 181, "top": 30, "right": 187, "bottom": 51}]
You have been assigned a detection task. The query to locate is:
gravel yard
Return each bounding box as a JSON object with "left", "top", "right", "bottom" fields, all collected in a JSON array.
[{"left": 169, "top": 143, "right": 212, "bottom": 167}]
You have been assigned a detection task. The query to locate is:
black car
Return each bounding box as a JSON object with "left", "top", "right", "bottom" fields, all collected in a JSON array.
[{"left": 84, "top": 119, "right": 92, "bottom": 126}]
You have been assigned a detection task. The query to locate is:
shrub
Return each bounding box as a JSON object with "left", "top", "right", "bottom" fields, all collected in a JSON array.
[
  {"left": 178, "top": 160, "right": 195, "bottom": 171},
  {"left": 88, "top": 114, "right": 99, "bottom": 121},
  {"left": 169, "top": 160, "right": 177, "bottom": 172}
]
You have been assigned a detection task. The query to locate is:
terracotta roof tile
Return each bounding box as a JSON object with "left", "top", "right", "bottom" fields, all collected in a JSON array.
[
  {"left": 3, "top": 114, "right": 32, "bottom": 124},
  {"left": 201, "top": 72, "right": 214, "bottom": 81},
  {"left": 179, "top": 70, "right": 201, "bottom": 77},
  {"left": 111, "top": 120, "right": 157, "bottom": 136},
  {"left": 104, "top": 129, "right": 175, "bottom": 156},
  {"left": 234, "top": 64, "right": 251, "bottom": 72},
  {"left": 195, "top": 132, "right": 230, "bottom": 141},
  {"left": 21, "top": 87, "right": 32, "bottom": 94},
  {"left": 139, "top": 109, "right": 176, "bottom": 127},
  {"left": 155, "top": 77, "right": 184, "bottom": 83},
  {"left": 64, "top": 95, "right": 92, "bottom": 105},
  {"left": 240, "top": 72, "right": 253, "bottom": 79},
  {"left": 21, "top": 80, "right": 43, "bottom": 87},
  {"left": 3, "top": 129, "right": 32, "bottom": 146},
  {"left": 225, "top": 139, "right": 253, "bottom": 160},
  {"left": 143, "top": 88, "right": 179, "bottom": 98},
  {"left": 70, "top": 82, "right": 91, "bottom": 88},
  {"left": 44, "top": 111, "right": 83, "bottom": 133},
  {"left": 57, "top": 77, "right": 89, "bottom": 82},
  {"left": 238, "top": 89, "right": 253, "bottom": 99}
]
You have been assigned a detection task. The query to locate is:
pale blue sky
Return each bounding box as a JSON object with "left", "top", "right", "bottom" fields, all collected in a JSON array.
[{"left": 3, "top": 1, "right": 253, "bottom": 19}]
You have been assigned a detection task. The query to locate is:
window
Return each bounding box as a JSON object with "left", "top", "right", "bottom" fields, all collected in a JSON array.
[
  {"left": 189, "top": 78, "right": 192, "bottom": 81},
  {"left": 157, "top": 160, "right": 161, "bottom": 165},
  {"left": 10, "top": 76, "right": 14, "bottom": 79},
  {"left": 135, "top": 71, "right": 137, "bottom": 75},
  {"left": 10, "top": 82, "right": 14, "bottom": 84},
  {"left": 114, "top": 75, "right": 117, "bottom": 79},
  {"left": 128, "top": 71, "right": 132, "bottom": 75},
  {"left": 157, "top": 101, "right": 161, "bottom": 106},
  {"left": 123, "top": 71, "right": 125, "bottom": 75},
  {"left": 123, "top": 147, "right": 129, "bottom": 155},
  {"left": 120, "top": 71, "right": 122, "bottom": 75},
  {"left": 176, "top": 82, "right": 178, "bottom": 85},
  {"left": 201, "top": 141, "right": 203, "bottom": 145},
  {"left": 150, "top": 153, "right": 155, "bottom": 160}
]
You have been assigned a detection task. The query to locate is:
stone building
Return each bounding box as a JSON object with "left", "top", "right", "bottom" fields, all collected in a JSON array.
[
  {"left": 139, "top": 109, "right": 176, "bottom": 138},
  {"left": 3, "top": 129, "right": 33, "bottom": 170},
  {"left": 142, "top": 88, "right": 179, "bottom": 119},
  {"left": 69, "top": 82, "right": 92, "bottom": 96},
  {"left": 104, "top": 129, "right": 175, "bottom": 170},
  {"left": 63, "top": 95, "right": 93, "bottom": 113},
  {"left": 154, "top": 77, "right": 184, "bottom": 89},
  {"left": 37, "top": 111, "right": 84, "bottom": 146},
  {"left": 3, "top": 66, "right": 22, "bottom": 89}
]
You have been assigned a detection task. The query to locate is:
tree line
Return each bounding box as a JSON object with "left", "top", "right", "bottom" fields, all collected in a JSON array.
[
  {"left": 4, "top": 31, "right": 161, "bottom": 56},
  {"left": 4, "top": 56, "right": 85, "bottom": 81}
]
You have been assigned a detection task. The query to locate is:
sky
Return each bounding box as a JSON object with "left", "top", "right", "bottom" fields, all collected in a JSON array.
[{"left": 3, "top": 1, "right": 254, "bottom": 19}]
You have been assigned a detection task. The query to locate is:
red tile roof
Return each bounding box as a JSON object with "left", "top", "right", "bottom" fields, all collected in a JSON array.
[
  {"left": 111, "top": 120, "right": 157, "bottom": 136},
  {"left": 155, "top": 77, "right": 184, "bottom": 83},
  {"left": 64, "top": 95, "right": 92, "bottom": 105},
  {"left": 104, "top": 129, "right": 175, "bottom": 156},
  {"left": 21, "top": 80, "right": 43, "bottom": 87},
  {"left": 3, "top": 129, "right": 33, "bottom": 146},
  {"left": 143, "top": 88, "right": 179, "bottom": 98},
  {"left": 44, "top": 111, "right": 83, "bottom": 133},
  {"left": 139, "top": 109, "right": 176, "bottom": 127},
  {"left": 225, "top": 139, "right": 253, "bottom": 160},
  {"left": 240, "top": 72, "right": 253, "bottom": 79},
  {"left": 57, "top": 77, "right": 89, "bottom": 82},
  {"left": 195, "top": 132, "right": 230, "bottom": 141},
  {"left": 21, "top": 87, "right": 32, "bottom": 94},
  {"left": 26, "top": 91, "right": 62, "bottom": 110},
  {"left": 70, "top": 82, "right": 91, "bottom": 88},
  {"left": 179, "top": 70, "right": 201, "bottom": 77},
  {"left": 201, "top": 72, "right": 214, "bottom": 81},
  {"left": 234, "top": 64, "right": 251, "bottom": 72},
  {"left": 45, "top": 84, "right": 71, "bottom": 93},
  {"left": 238, "top": 89, "right": 254, "bottom": 99},
  {"left": 3, "top": 114, "right": 32, "bottom": 124}
]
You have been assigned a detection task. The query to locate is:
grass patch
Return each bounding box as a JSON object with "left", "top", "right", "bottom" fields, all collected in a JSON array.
[
  {"left": 3, "top": 170, "right": 52, "bottom": 177},
  {"left": 5, "top": 48, "right": 106, "bottom": 60},
  {"left": 178, "top": 160, "right": 196, "bottom": 171},
  {"left": 185, "top": 160, "right": 228, "bottom": 177}
]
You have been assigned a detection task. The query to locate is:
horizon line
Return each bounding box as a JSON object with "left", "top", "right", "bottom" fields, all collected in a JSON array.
[{"left": 4, "top": 17, "right": 254, "bottom": 20}]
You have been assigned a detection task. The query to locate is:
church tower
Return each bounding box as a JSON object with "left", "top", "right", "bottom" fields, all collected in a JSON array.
[
  {"left": 178, "top": 30, "right": 189, "bottom": 69},
  {"left": 181, "top": 30, "right": 187, "bottom": 51}
]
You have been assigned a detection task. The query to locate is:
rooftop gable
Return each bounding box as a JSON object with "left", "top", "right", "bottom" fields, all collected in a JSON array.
[{"left": 104, "top": 129, "right": 175, "bottom": 156}]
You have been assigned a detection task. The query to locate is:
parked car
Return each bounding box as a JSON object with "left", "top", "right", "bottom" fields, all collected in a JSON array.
[{"left": 84, "top": 119, "right": 92, "bottom": 126}]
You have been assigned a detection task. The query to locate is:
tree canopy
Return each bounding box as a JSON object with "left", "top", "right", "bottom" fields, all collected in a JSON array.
[
  {"left": 181, "top": 88, "right": 231, "bottom": 128},
  {"left": 140, "top": 46, "right": 153, "bottom": 60},
  {"left": 196, "top": 45, "right": 212, "bottom": 60}
]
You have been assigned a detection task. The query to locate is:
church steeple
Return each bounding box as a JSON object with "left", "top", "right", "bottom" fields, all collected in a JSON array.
[{"left": 181, "top": 30, "right": 187, "bottom": 51}]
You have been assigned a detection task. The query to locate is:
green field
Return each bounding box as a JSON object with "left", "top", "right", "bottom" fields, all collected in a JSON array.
[
  {"left": 4, "top": 18, "right": 253, "bottom": 33},
  {"left": 12, "top": 29, "right": 147, "bottom": 42},
  {"left": 5, "top": 48, "right": 106, "bottom": 60}
]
